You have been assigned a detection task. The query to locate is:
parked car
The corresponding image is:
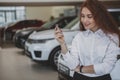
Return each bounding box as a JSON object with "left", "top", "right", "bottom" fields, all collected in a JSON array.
[
  {"left": 24, "top": 17, "right": 79, "bottom": 69},
  {"left": 58, "top": 8, "right": 120, "bottom": 80},
  {"left": 14, "top": 16, "right": 76, "bottom": 49},
  {"left": 4, "top": 19, "right": 44, "bottom": 40},
  {"left": 14, "top": 27, "right": 39, "bottom": 49}
]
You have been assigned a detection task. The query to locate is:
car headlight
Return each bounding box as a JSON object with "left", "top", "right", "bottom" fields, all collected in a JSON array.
[{"left": 27, "top": 38, "right": 54, "bottom": 43}]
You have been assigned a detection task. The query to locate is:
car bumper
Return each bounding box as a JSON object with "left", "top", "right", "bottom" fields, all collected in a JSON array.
[
  {"left": 14, "top": 36, "right": 26, "bottom": 49},
  {"left": 25, "top": 42, "right": 52, "bottom": 61}
]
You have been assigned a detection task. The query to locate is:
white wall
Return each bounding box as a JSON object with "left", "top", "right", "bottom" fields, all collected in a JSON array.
[
  {"left": 25, "top": 6, "right": 74, "bottom": 21},
  {"left": 26, "top": 6, "right": 52, "bottom": 21},
  {"left": 52, "top": 6, "right": 74, "bottom": 17}
]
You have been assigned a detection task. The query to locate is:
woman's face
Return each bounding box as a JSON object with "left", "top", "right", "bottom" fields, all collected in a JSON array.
[{"left": 81, "top": 7, "right": 98, "bottom": 32}]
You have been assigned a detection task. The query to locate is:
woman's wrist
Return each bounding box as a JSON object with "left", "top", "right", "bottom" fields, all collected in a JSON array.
[
  {"left": 60, "top": 42, "right": 66, "bottom": 46},
  {"left": 60, "top": 42, "right": 68, "bottom": 54},
  {"left": 79, "top": 65, "right": 95, "bottom": 74}
]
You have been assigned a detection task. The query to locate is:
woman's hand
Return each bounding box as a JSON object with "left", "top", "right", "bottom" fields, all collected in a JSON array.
[
  {"left": 54, "top": 25, "right": 65, "bottom": 45},
  {"left": 54, "top": 25, "right": 68, "bottom": 54},
  {"left": 74, "top": 65, "right": 80, "bottom": 72}
]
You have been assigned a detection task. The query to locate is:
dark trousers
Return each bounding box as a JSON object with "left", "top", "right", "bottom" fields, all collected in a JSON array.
[{"left": 73, "top": 72, "right": 111, "bottom": 80}]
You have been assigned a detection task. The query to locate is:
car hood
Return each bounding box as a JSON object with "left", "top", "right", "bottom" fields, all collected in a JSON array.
[
  {"left": 16, "top": 27, "right": 45, "bottom": 36},
  {"left": 29, "top": 29, "right": 73, "bottom": 40}
]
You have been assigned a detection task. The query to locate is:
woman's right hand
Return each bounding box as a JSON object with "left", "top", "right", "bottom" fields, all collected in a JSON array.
[{"left": 54, "top": 25, "right": 65, "bottom": 45}]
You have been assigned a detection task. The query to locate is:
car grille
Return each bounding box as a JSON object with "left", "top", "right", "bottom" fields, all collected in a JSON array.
[
  {"left": 34, "top": 51, "right": 41, "bottom": 58},
  {"left": 27, "top": 39, "right": 45, "bottom": 44}
]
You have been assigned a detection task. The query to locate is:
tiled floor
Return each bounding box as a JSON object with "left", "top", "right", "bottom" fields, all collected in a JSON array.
[{"left": 0, "top": 43, "right": 58, "bottom": 80}]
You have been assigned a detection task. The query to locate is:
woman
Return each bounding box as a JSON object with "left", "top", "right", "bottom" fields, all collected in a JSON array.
[{"left": 55, "top": 0, "right": 120, "bottom": 80}]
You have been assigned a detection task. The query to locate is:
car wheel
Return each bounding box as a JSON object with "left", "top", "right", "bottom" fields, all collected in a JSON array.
[{"left": 49, "top": 46, "right": 61, "bottom": 70}]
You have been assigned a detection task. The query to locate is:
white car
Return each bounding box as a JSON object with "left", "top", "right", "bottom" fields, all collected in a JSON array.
[{"left": 25, "top": 17, "right": 79, "bottom": 69}]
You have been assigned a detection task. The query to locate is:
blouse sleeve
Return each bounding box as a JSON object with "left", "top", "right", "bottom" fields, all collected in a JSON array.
[
  {"left": 61, "top": 34, "right": 80, "bottom": 70},
  {"left": 94, "top": 39, "right": 120, "bottom": 75}
]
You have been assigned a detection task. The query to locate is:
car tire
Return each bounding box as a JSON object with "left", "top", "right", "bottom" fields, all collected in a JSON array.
[{"left": 49, "top": 46, "right": 61, "bottom": 70}]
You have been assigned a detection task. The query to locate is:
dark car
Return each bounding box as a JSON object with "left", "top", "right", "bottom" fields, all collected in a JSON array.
[
  {"left": 14, "top": 27, "right": 38, "bottom": 49},
  {"left": 4, "top": 19, "right": 44, "bottom": 40},
  {"left": 14, "top": 16, "right": 76, "bottom": 49}
]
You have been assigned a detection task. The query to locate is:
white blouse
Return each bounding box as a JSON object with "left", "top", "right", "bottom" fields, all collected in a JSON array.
[{"left": 62, "top": 29, "right": 120, "bottom": 77}]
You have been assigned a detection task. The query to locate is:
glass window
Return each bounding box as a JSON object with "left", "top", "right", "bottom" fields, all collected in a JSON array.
[
  {"left": 0, "top": 6, "right": 25, "bottom": 27},
  {"left": 64, "top": 17, "right": 79, "bottom": 29}
]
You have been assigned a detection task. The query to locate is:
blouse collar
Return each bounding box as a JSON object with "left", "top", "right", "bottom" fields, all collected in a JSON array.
[{"left": 83, "top": 29, "right": 106, "bottom": 37}]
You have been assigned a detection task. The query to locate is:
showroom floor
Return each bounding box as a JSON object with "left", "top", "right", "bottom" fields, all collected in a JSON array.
[{"left": 0, "top": 42, "right": 58, "bottom": 80}]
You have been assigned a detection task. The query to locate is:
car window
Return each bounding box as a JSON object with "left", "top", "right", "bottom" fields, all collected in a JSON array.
[
  {"left": 25, "top": 20, "right": 43, "bottom": 28},
  {"left": 41, "top": 17, "right": 76, "bottom": 29},
  {"left": 64, "top": 17, "right": 79, "bottom": 29},
  {"left": 51, "top": 17, "right": 76, "bottom": 29},
  {"left": 57, "top": 20, "right": 66, "bottom": 28},
  {"left": 40, "top": 18, "right": 59, "bottom": 29}
]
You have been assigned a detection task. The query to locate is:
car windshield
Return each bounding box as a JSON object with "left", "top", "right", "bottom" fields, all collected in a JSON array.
[
  {"left": 40, "top": 18, "right": 59, "bottom": 29},
  {"left": 63, "top": 17, "right": 79, "bottom": 30}
]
